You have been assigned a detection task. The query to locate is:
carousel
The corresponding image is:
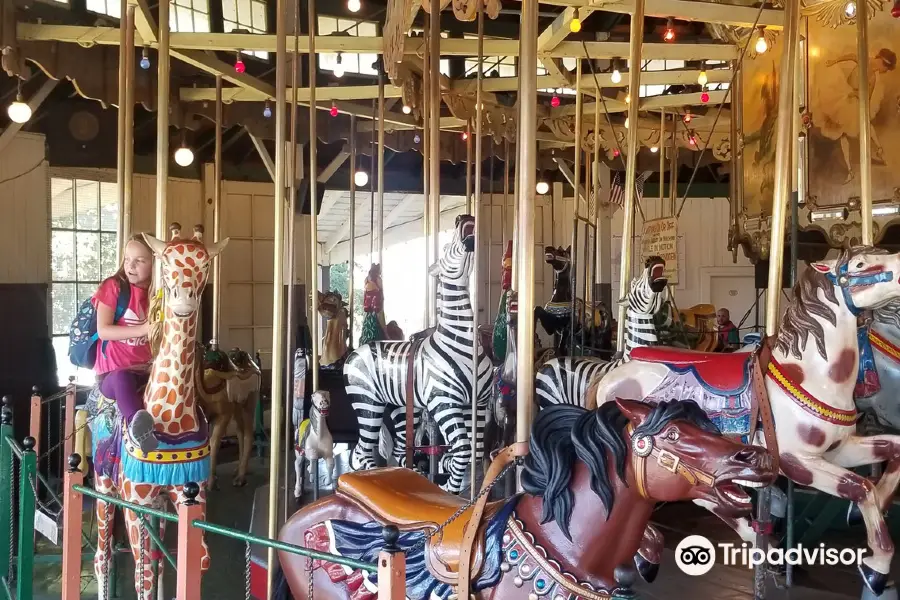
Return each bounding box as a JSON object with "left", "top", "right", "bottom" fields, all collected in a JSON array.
[{"left": 3, "top": 0, "right": 900, "bottom": 597}]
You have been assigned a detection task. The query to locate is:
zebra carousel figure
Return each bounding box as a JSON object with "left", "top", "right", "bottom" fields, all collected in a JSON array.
[{"left": 343, "top": 214, "right": 492, "bottom": 494}]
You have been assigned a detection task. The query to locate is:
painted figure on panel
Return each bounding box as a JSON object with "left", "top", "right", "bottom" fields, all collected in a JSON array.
[
  {"left": 742, "top": 51, "right": 781, "bottom": 217},
  {"left": 808, "top": 10, "right": 900, "bottom": 205}
]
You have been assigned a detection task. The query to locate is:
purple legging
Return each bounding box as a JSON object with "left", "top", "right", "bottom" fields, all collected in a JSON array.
[{"left": 98, "top": 369, "right": 149, "bottom": 422}]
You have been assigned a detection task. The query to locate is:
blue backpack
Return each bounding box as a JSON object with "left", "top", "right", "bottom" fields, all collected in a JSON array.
[{"left": 68, "top": 281, "right": 131, "bottom": 369}]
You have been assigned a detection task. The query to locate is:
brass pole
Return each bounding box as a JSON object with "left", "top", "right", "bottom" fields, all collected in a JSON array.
[
  {"left": 515, "top": 0, "right": 537, "bottom": 449},
  {"left": 504, "top": 137, "right": 510, "bottom": 264},
  {"left": 765, "top": 0, "right": 800, "bottom": 336},
  {"left": 857, "top": 0, "right": 873, "bottom": 245},
  {"left": 571, "top": 60, "right": 583, "bottom": 354},
  {"left": 659, "top": 109, "right": 665, "bottom": 210},
  {"left": 729, "top": 67, "right": 738, "bottom": 228},
  {"left": 669, "top": 114, "right": 677, "bottom": 216},
  {"left": 349, "top": 115, "right": 357, "bottom": 346},
  {"left": 266, "top": 0, "right": 288, "bottom": 591},
  {"left": 429, "top": 0, "right": 441, "bottom": 307},
  {"left": 155, "top": 0, "right": 170, "bottom": 287},
  {"left": 282, "top": 0, "right": 301, "bottom": 524},
  {"left": 377, "top": 66, "right": 386, "bottom": 264},
  {"left": 308, "top": 0, "right": 320, "bottom": 393},
  {"left": 615, "top": 0, "right": 646, "bottom": 351},
  {"left": 212, "top": 75, "right": 223, "bottom": 341},
  {"left": 466, "top": 120, "right": 473, "bottom": 213},
  {"left": 470, "top": 0, "right": 484, "bottom": 498},
  {"left": 116, "top": 0, "right": 127, "bottom": 251},
  {"left": 123, "top": 5, "right": 135, "bottom": 243},
  {"left": 734, "top": 64, "right": 744, "bottom": 213},
  {"left": 423, "top": 20, "right": 433, "bottom": 327}
]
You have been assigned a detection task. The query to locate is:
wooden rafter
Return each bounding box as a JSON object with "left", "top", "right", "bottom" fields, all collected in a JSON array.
[{"left": 179, "top": 84, "right": 404, "bottom": 102}]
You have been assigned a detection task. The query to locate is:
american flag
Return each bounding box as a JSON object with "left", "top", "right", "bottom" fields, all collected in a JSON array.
[{"left": 608, "top": 171, "right": 649, "bottom": 206}]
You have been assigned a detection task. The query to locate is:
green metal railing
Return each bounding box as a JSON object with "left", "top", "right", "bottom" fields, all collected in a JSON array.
[{"left": 0, "top": 402, "right": 38, "bottom": 600}]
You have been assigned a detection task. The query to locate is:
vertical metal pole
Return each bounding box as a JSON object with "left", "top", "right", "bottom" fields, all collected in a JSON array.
[
  {"left": 423, "top": 19, "right": 433, "bottom": 328},
  {"left": 212, "top": 76, "right": 223, "bottom": 341},
  {"left": 17, "top": 440, "right": 36, "bottom": 600},
  {"left": 123, "top": 5, "right": 135, "bottom": 242},
  {"left": 0, "top": 405, "right": 11, "bottom": 581},
  {"left": 309, "top": 0, "right": 320, "bottom": 393},
  {"left": 429, "top": 0, "right": 441, "bottom": 302},
  {"left": 857, "top": 0, "right": 873, "bottom": 245},
  {"left": 570, "top": 61, "right": 583, "bottom": 353},
  {"left": 266, "top": 0, "right": 287, "bottom": 593},
  {"left": 117, "top": 0, "right": 127, "bottom": 251},
  {"left": 155, "top": 0, "right": 170, "bottom": 246},
  {"left": 466, "top": 120, "right": 473, "bottom": 214},
  {"left": 659, "top": 109, "right": 666, "bottom": 210},
  {"left": 515, "top": 0, "right": 538, "bottom": 456},
  {"left": 282, "top": 2, "right": 300, "bottom": 523},
  {"left": 615, "top": 0, "right": 646, "bottom": 350},
  {"left": 349, "top": 115, "right": 357, "bottom": 346},
  {"left": 377, "top": 66, "right": 386, "bottom": 264},
  {"left": 764, "top": 0, "right": 800, "bottom": 336},
  {"left": 470, "top": 0, "right": 484, "bottom": 498},
  {"left": 669, "top": 112, "right": 677, "bottom": 216}
]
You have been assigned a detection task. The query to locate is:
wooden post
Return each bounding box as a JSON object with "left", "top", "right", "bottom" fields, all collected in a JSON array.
[
  {"left": 29, "top": 386, "right": 41, "bottom": 457},
  {"left": 61, "top": 454, "right": 84, "bottom": 600},
  {"left": 378, "top": 526, "right": 406, "bottom": 600},
  {"left": 176, "top": 483, "right": 205, "bottom": 600}
]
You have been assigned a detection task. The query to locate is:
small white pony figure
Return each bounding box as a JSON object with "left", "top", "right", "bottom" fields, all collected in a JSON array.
[{"left": 294, "top": 391, "right": 336, "bottom": 499}]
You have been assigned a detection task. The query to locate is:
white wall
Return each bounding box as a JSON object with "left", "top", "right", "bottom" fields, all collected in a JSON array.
[{"left": 0, "top": 132, "right": 49, "bottom": 284}]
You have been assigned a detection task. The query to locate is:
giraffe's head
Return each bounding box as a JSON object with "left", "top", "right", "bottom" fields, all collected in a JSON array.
[
  {"left": 143, "top": 223, "right": 229, "bottom": 318},
  {"left": 429, "top": 214, "right": 475, "bottom": 281}
]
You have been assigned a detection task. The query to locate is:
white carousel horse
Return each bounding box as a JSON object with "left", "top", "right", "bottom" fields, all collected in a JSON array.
[{"left": 293, "top": 390, "right": 336, "bottom": 499}]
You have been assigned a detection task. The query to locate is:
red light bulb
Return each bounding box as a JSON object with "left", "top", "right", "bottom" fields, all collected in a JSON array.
[
  {"left": 551, "top": 95, "right": 560, "bottom": 108},
  {"left": 701, "top": 91, "right": 710, "bottom": 103},
  {"left": 689, "top": 135, "right": 697, "bottom": 145},
  {"left": 613, "top": 149, "right": 620, "bottom": 157},
  {"left": 893, "top": 0, "right": 900, "bottom": 17},
  {"left": 234, "top": 59, "right": 245, "bottom": 74},
  {"left": 330, "top": 104, "right": 338, "bottom": 117}
]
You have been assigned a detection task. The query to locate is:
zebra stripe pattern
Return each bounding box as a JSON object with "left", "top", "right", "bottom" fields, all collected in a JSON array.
[
  {"left": 343, "top": 216, "right": 493, "bottom": 494},
  {"left": 535, "top": 259, "right": 671, "bottom": 408}
]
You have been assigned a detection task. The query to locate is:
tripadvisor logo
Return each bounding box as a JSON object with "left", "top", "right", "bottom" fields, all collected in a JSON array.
[{"left": 675, "top": 535, "right": 865, "bottom": 576}]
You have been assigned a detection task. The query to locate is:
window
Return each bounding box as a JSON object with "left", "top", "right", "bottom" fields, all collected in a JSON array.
[
  {"left": 50, "top": 177, "right": 119, "bottom": 385},
  {"left": 463, "top": 34, "right": 515, "bottom": 78},
  {"left": 223, "top": 0, "right": 268, "bottom": 58},
  {"left": 86, "top": 0, "right": 120, "bottom": 18},
  {"left": 319, "top": 16, "right": 379, "bottom": 76},
  {"left": 170, "top": 0, "right": 210, "bottom": 33}
]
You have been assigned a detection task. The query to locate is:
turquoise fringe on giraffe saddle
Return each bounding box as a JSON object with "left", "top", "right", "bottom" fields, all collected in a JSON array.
[{"left": 121, "top": 433, "right": 211, "bottom": 487}]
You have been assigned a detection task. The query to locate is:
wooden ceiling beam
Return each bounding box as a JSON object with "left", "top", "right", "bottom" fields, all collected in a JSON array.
[
  {"left": 17, "top": 24, "right": 738, "bottom": 61},
  {"left": 131, "top": 0, "right": 158, "bottom": 45},
  {"left": 179, "top": 84, "right": 404, "bottom": 102}
]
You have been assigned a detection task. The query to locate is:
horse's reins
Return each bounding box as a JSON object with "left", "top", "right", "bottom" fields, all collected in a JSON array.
[{"left": 625, "top": 423, "right": 715, "bottom": 499}]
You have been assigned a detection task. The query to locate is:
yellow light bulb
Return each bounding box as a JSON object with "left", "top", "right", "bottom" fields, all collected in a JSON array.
[
  {"left": 698, "top": 69, "right": 708, "bottom": 86},
  {"left": 570, "top": 17, "right": 581, "bottom": 32}
]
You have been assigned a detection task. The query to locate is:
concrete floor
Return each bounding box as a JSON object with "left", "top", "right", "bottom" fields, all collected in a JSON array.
[{"left": 29, "top": 451, "right": 896, "bottom": 600}]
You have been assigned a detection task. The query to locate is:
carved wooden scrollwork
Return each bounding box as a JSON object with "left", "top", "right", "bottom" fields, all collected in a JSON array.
[
  {"left": 383, "top": 0, "right": 414, "bottom": 82},
  {"left": 802, "top": 0, "right": 886, "bottom": 28}
]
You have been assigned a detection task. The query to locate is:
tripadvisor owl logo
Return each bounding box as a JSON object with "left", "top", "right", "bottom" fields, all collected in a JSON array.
[{"left": 674, "top": 534, "right": 865, "bottom": 576}]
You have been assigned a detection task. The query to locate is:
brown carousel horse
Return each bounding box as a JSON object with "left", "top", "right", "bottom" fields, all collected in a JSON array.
[{"left": 273, "top": 397, "right": 777, "bottom": 600}]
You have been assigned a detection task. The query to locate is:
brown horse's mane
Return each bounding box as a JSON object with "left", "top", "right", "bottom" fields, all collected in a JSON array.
[
  {"left": 774, "top": 246, "right": 888, "bottom": 361},
  {"left": 520, "top": 399, "right": 718, "bottom": 541}
]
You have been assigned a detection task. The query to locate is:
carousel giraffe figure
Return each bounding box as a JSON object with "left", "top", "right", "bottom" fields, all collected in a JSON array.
[{"left": 89, "top": 223, "right": 228, "bottom": 600}]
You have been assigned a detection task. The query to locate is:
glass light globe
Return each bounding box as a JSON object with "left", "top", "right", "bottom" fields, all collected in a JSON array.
[
  {"left": 7, "top": 99, "right": 31, "bottom": 124},
  {"left": 347, "top": 0, "right": 361, "bottom": 12},
  {"left": 845, "top": 1, "right": 856, "bottom": 16},
  {"left": 650, "top": 146, "right": 659, "bottom": 153},
  {"left": 536, "top": 181, "right": 550, "bottom": 195},
  {"left": 402, "top": 104, "right": 412, "bottom": 114},
  {"left": 333, "top": 63, "right": 345, "bottom": 78},
  {"left": 174, "top": 146, "right": 194, "bottom": 167},
  {"left": 755, "top": 33, "right": 768, "bottom": 54},
  {"left": 697, "top": 69, "right": 708, "bottom": 86},
  {"left": 624, "top": 117, "right": 629, "bottom": 129},
  {"left": 611, "top": 69, "right": 622, "bottom": 84},
  {"left": 354, "top": 170, "right": 369, "bottom": 187}
]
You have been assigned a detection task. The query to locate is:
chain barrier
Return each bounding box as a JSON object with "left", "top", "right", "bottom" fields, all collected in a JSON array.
[
  {"left": 7, "top": 447, "right": 14, "bottom": 585},
  {"left": 244, "top": 540, "right": 252, "bottom": 600},
  {"left": 140, "top": 518, "right": 148, "bottom": 600},
  {"left": 307, "top": 553, "right": 314, "bottom": 600}
]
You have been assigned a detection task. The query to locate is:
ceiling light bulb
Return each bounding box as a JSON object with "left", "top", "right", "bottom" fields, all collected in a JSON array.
[
  {"left": 755, "top": 30, "right": 768, "bottom": 54},
  {"left": 461, "top": 131, "right": 468, "bottom": 141},
  {"left": 234, "top": 51, "right": 245, "bottom": 73},
  {"left": 664, "top": 18, "right": 675, "bottom": 41},
  {"left": 611, "top": 68, "right": 622, "bottom": 84},
  {"left": 551, "top": 95, "right": 560, "bottom": 107},
  {"left": 263, "top": 101, "right": 272, "bottom": 118},
  {"left": 174, "top": 145, "right": 194, "bottom": 167},
  {"left": 613, "top": 149, "right": 620, "bottom": 157},
  {"left": 697, "top": 69, "right": 708, "bottom": 86},
  {"left": 625, "top": 93, "right": 631, "bottom": 104},
  {"left": 347, "top": 0, "right": 361, "bottom": 11},
  {"left": 701, "top": 91, "right": 710, "bottom": 103},
  {"left": 625, "top": 117, "right": 629, "bottom": 129},
  {"left": 683, "top": 112, "right": 692, "bottom": 123},
  {"left": 689, "top": 135, "right": 697, "bottom": 145},
  {"left": 650, "top": 145, "right": 659, "bottom": 153},
  {"left": 333, "top": 58, "right": 345, "bottom": 78},
  {"left": 402, "top": 104, "right": 412, "bottom": 114},
  {"left": 354, "top": 170, "right": 369, "bottom": 187},
  {"left": 7, "top": 96, "right": 31, "bottom": 124},
  {"left": 569, "top": 10, "right": 582, "bottom": 33},
  {"left": 845, "top": 1, "right": 856, "bottom": 16},
  {"left": 140, "top": 47, "right": 151, "bottom": 70},
  {"left": 536, "top": 181, "right": 550, "bottom": 195}
]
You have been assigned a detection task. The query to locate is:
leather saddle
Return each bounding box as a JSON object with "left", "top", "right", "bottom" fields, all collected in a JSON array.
[
  {"left": 630, "top": 346, "right": 755, "bottom": 395},
  {"left": 338, "top": 468, "right": 504, "bottom": 584}
]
